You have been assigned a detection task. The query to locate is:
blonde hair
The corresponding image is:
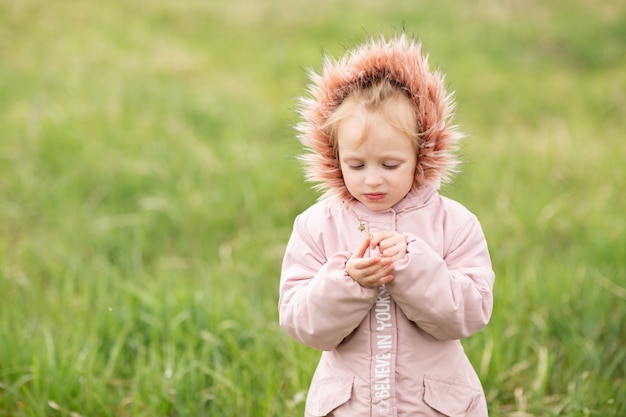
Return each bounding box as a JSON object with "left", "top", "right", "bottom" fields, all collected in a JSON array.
[{"left": 323, "top": 79, "right": 419, "bottom": 158}]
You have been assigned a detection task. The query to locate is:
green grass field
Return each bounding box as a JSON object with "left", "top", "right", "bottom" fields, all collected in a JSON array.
[{"left": 1, "top": 0, "right": 625, "bottom": 415}]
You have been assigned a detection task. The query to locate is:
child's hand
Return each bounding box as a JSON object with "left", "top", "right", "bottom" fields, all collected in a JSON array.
[
  {"left": 346, "top": 237, "right": 395, "bottom": 288},
  {"left": 370, "top": 231, "right": 407, "bottom": 262}
]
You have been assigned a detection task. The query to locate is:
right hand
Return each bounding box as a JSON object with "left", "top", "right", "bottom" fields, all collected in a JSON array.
[{"left": 345, "top": 237, "right": 395, "bottom": 288}]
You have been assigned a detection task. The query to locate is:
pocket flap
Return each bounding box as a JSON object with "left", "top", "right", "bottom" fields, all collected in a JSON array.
[
  {"left": 306, "top": 376, "right": 354, "bottom": 416},
  {"left": 423, "top": 375, "right": 483, "bottom": 417}
]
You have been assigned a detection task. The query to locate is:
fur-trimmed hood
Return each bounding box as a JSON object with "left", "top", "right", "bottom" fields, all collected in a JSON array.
[{"left": 296, "top": 34, "right": 463, "bottom": 203}]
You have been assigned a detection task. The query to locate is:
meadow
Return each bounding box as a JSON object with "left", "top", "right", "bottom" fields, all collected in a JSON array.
[{"left": 1, "top": 0, "right": 625, "bottom": 415}]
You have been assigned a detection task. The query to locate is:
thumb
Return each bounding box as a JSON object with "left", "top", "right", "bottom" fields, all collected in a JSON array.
[{"left": 351, "top": 237, "right": 371, "bottom": 259}]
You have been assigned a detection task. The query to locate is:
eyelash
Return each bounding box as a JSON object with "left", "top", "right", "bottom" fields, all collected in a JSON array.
[{"left": 348, "top": 163, "right": 399, "bottom": 170}]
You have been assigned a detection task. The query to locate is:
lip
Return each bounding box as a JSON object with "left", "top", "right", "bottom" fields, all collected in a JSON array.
[{"left": 365, "top": 193, "right": 385, "bottom": 201}]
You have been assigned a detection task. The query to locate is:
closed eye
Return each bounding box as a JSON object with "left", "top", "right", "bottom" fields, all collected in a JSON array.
[
  {"left": 382, "top": 163, "right": 400, "bottom": 169},
  {"left": 348, "top": 164, "right": 365, "bottom": 170}
]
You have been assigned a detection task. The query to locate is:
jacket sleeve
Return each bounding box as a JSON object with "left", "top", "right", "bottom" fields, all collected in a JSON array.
[
  {"left": 278, "top": 215, "right": 378, "bottom": 351},
  {"left": 386, "top": 215, "right": 494, "bottom": 341}
]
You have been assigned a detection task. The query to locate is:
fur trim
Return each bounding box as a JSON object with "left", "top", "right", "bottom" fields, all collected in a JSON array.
[{"left": 296, "top": 33, "right": 463, "bottom": 202}]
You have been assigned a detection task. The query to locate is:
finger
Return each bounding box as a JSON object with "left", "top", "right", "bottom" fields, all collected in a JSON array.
[
  {"left": 370, "top": 230, "right": 395, "bottom": 250},
  {"left": 380, "top": 243, "right": 399, "bottom": 258},
  {"left": 347, "top": 257, "right": 379, "bottom": 274},
  {"left": 350, "top": 258, "right": 383, "bottom": 280},
  {"left": 348, "top": 254, "right": 394, "bottom": 283},
  {"left": 379, "top": 274, "right": 394, "bottom": 285},
  {"left": 363, "top": 260, "right": 394, "bottom": 280},
  {"left": 369, "top": 232, "right": 383, "bottom": 250},
  {"left": 363, "top": 269, "right": 395, "bottom": 288},
  {"left": 351, "top": 236, "right": 371, "bottom": 259}
]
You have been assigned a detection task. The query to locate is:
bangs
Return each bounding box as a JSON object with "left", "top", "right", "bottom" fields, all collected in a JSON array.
[{"left": 324, "top": 80, "right": 419, "bottom": 156}]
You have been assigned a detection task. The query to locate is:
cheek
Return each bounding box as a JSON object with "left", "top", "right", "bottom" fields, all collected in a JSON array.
[
  {"left": 341, "top": 170, "right": 363, "bottom": 192},
  {"left": 341, "top": 170, "right": 357, "bottom": 187},
  {"left": 398, "top": 168, "right": 416, "bottom": 189}
]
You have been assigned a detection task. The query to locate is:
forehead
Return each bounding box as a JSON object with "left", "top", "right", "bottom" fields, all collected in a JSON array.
[
  {"left": 337, "top": 109, "right": 415, "bottom": 154},
  {"left": 336, "top": 91, "right": 416, "bottom": 138}
]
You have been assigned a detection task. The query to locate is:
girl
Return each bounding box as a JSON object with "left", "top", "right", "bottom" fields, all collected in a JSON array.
[{"left": 279, "top": 34, "right": 495, "bottom": 417}]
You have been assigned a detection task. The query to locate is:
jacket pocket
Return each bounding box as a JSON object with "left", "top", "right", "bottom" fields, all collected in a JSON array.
[
  {"left": 305, "top": 376, "right": 354, "bottom": 417},
  {"left": 423, "top": 374, "right": 487, "bottom": 417}
]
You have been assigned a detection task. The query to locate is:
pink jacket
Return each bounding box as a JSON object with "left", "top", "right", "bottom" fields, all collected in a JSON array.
[{"left": 279, "top": 183, "right": 495, "bottom": 416}]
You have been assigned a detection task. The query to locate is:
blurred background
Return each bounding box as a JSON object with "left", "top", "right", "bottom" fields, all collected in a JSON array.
[{"left": 1, "top": 0, "right": 625, "bottom": 415}]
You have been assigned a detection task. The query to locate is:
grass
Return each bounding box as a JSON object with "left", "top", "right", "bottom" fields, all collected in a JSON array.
[{"left": 1, "top": 0, "right": 625, "bottom": 415}]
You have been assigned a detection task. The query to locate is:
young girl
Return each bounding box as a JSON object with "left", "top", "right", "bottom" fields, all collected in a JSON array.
[{"left": 279, "top": 34, "right": 495, "bottom": 417}]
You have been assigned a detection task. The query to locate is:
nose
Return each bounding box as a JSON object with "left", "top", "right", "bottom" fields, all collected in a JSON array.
[{"left": 364, "top": 169, "right": 383, "bottom": 187}]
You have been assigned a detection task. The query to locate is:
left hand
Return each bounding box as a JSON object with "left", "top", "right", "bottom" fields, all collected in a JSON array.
[{"left": 370, "top": 231, "right": 407, "bottom": 262}]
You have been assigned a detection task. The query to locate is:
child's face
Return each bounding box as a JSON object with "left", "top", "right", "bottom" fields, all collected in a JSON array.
[{"left": 337, "top": 109, "right": 417, "bottom": 212}]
